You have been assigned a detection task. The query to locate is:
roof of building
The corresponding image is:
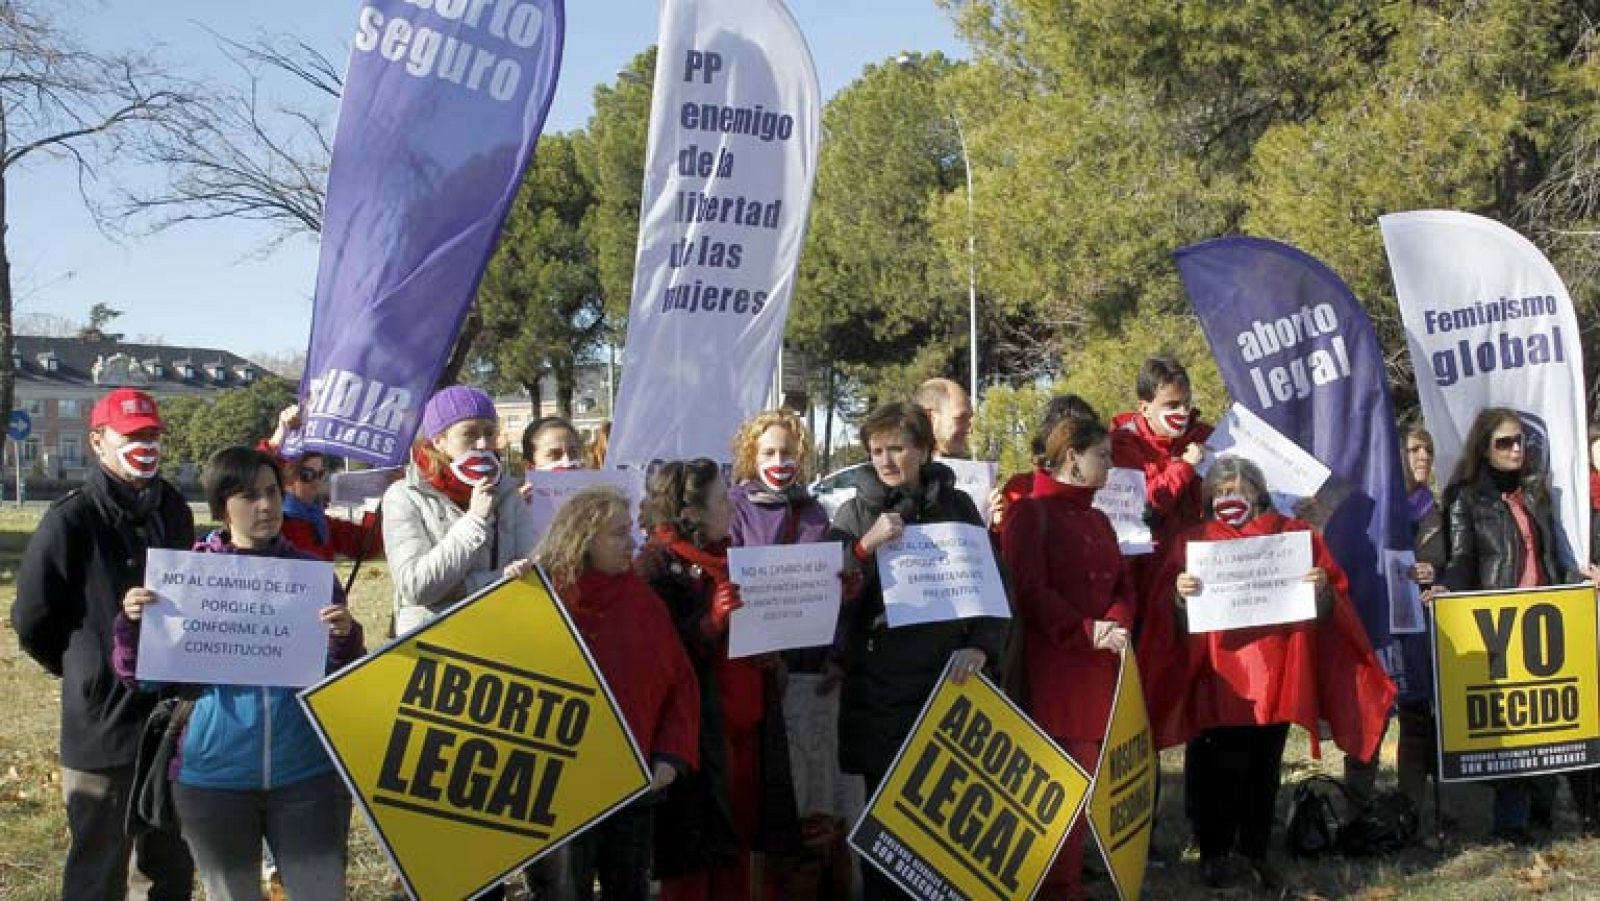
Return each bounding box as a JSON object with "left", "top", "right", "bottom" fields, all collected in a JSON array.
[{"left": 12, "top": 335, "right": 266, "bottom": 391}]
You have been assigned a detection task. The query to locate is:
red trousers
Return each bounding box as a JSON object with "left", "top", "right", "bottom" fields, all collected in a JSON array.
[{"left": 1040, "top": 739, "right": 1101, "bottom": 901}]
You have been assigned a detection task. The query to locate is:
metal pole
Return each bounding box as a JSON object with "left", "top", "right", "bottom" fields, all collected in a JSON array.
[{"left": 953, "top": 113, "right": 977, "bottom": 405}]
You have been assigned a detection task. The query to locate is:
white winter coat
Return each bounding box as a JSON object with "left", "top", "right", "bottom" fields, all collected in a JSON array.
[{"left": 382, "top": 464, "right": 536, "bottom": 635}]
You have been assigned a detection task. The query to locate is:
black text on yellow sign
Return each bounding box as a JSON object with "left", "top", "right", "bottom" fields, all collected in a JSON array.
[
  {"left": 1432, "top": 584, "right": 1600, "bottom": 782},
  {"left": 299, "top": 575, "right": 649, "bottom": 900},
  {"left": 1086, "top": 651, "right": 1155, "bottom": 901},
  {"left": 849, "top": 661, "right": 1091, "bottom": 900}
]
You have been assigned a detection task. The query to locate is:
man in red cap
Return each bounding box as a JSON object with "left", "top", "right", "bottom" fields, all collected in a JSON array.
[{"left": 13, "top": 387, "right": 195, "bottom": 899}]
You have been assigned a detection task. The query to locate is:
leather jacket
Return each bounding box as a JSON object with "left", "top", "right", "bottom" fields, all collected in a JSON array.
[{"left": 1441, "top": 469, "right": 1569, "bottom": 592}]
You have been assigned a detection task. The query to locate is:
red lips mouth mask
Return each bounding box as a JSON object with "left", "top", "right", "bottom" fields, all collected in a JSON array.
[
  {"left": 1160, "top": 409, "right": 1191, "bottom": 437},
  {"left": 117, "top": 441, "right": 162, "bottom": 480},
  {"left": 760, "top": 461, "right": 798, "bottom": 490},
  {"left": 1213, "top": 492, "right": 1254, "bottom": 527},
  {"left": 449, "top": 450, "right": 502, "bottom": 487}
]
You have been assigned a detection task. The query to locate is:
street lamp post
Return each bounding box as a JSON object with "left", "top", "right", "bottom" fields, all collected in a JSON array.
[{"left": 897, "top": 53, "right": 978, "bottom": 404}]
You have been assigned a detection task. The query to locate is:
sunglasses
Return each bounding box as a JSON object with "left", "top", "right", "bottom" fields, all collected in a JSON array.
[
  {"left": 297, "top": 467, "right": 328, "bottom": 482},
  {"left": 1492, "top": 434, "right": 1525, "bottom": 451}
]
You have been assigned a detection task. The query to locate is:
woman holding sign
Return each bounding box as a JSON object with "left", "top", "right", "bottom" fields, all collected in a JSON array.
[
  {"left": 114, "top": 446, "right": 365, "bottom": 901},
  {"left": 829, "top": 403, "right": 1009, "bottom": 901},
  {"left": 637, "top": 458, "right": 798, "bottom": 900},
  {"left": 1001, "top": 415, "right": 1134, "bottom": 899},
  {"left": 1139, "top": 457, "right": 1392, "bottom": 890},
  {"left": 1438, "top": 408, "right": 1600, "bottom": 840},
  {"left": 383, "top": 386, "right": 537, "bottom": 636}
]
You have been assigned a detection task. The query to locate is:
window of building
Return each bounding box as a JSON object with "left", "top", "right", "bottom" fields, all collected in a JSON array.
[
  {"left": 23, "top": 398, "right": 43, "bottom": 415},
  {"left": 59, "top": 435, "right": 82, "bottom": 467},
  {"left": 58, "top": 398, "right": 82, "bottom": 418}
]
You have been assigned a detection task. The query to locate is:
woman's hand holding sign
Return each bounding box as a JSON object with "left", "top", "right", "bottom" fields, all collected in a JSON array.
[
  {"left": 859, "top": 512, "right": 905, "bottom": 555},
  {"left": 1093, "top": 620, "right": 1129, "bottom": 653},
  {"left": 122, "top": 587, "right": 158, "bottom": 621},
  {"left": 1174, "top": 572, "right": 1202, "bottom": 608},
  {"left": 320, "top": 606, "right": 354, "bottom": 638},
  {"left": 948, "top": 648, "right": 986, "bottom": 684}
]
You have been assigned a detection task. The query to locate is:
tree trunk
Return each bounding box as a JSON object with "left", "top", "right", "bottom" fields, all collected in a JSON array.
[
  {"left": 554, "top": 355, "right": 575, "bottom": 420},
  {"left": 822, "top": 364, "right": 836, "bottom": 473},
  {"left": 437, "top": 310, "right": 483, "bottom": 389},
  {"left": 521, "top": 378, "right": 542, "bottom": 411},
  {"left": 0, "top": 167, "right": 14, "bottom": 473}
]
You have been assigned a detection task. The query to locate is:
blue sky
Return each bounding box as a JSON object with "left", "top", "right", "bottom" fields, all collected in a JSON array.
[{"left": 15, "top": 1, "right": 968, "bottom": 363}]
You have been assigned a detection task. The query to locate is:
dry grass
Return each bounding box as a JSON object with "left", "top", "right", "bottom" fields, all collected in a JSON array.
[{"left": 4, "top": 507, "right": 1600, "bottom": 898}]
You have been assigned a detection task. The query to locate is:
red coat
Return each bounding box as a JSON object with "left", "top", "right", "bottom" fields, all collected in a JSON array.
[
  {"left": 565, "top": 569, "right": 701, "bottom": 770},
  {"left": 1136, "top": 512, "right": 1395, "bottom": 762},
  {"left": 280, "top": 512, "right": 382, "bottom": 563},
  {"left": 1001, "top": 473, "right": 1137, "bottom": 741},
  {"left": 1109, "top": 410, "right": 1213, "bottom": 550}
]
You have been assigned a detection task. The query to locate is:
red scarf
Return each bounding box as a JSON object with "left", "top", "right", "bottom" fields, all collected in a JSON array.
[
  {"left": 412, "top": 443, "right": 475, "bottom": 508},
  {"left": 652, "top": 524, "right": 730, "bottom": 585}
]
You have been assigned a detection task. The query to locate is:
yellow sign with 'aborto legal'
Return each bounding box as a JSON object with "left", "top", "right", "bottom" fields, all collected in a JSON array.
[
  {"left": 848, "top": 659, "right": 1091, "bottom": 900},
  {"left": 299, "top": 574, "right": 650, "bottom": 900}
]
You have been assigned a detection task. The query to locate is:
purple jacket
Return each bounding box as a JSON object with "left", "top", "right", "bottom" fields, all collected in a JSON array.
[{"left": 728, "top": 480, "right": 830, "bottom": 548}]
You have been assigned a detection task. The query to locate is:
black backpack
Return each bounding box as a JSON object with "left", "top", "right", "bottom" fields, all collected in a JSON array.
[
  {"left": 1285, "top": 775, "right": 1345, "bottom": 858},
  {"left": 1285, "top": 775, "right": 1420, "bottom": 858}
]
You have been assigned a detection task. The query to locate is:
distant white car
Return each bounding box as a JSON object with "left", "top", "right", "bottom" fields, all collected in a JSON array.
[{"left": 808, "top": 463, "right": 867, "bottom": 519}]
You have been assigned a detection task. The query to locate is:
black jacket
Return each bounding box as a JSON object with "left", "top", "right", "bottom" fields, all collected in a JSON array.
[
  {"left": 12, "top": 466, "right": 194, "bottom": 770},
  {"left": 1441, "top": 469, "right": 1570, "bottom": 593},
  {"left": 829, "top": 461, "right": 1010, "bottom": 778}
]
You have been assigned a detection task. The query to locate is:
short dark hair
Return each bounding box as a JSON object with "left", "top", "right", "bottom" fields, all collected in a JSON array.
[
  {"left": 521, "top": 416, "right": 579, "bottom": 462},
  {"left": 640, "top": 458, "right": 723, "bottom": 543},
  {"left": 205, "top": 446, "right": 283, "bottom": 521},
  {"left": 858, "top": 402, "right": 935, "bottom": 455},
  {"left": 1136, "top": 355, "right": 1191, "bottom": 402}
]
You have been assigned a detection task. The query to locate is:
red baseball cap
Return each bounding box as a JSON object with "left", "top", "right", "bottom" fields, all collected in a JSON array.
[{"left": 90, "top": 388, "right": 164, "bottom": 434}]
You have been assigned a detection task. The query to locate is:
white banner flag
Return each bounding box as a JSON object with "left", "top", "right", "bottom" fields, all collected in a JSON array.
[
  {"left": 1380, "top": 211, "right": 1590, "bottom": 566},
  {"left": 606, "top": 0, "right": 821, "bottom": 467}
]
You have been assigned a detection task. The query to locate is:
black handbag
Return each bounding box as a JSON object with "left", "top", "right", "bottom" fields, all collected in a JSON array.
[{"left": 125, "top": 696, "right": 195, "bottom": 837}]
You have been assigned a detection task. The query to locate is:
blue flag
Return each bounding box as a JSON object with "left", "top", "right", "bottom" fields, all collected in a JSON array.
[
  {"left": 1176, "top": 236, "right": 1409, "bottom": 647},
  {"left": 298, "top": 0, "right": 565, "bottom": 465}
]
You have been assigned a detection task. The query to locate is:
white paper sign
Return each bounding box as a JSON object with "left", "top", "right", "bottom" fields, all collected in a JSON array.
[
  {"left": 877, "top": 523, "right": 1012, "bottom": 628},
  {"left": 940, "top": 459, "right": 998, "bottom": 526},
  {"left": 137, "top": 549, "right": 334, "bottom": 688},
  {"left": 1203, "top": 403, "right": 1333, "bottom": 514},
  {"left": 727, "top": 542, "right": 843, "bottom": 658},
  {"left": 1185, "top": 531, "right": 1316, "bottom": 633},
  {"left": 329, "top": 466, "right": 402, "bottom": 507},
  {"left": 525, "top": 469, "right": 648, "bottom": 542},
  {"left": 1385, "top": 549, "right": 1426, "bottom": 635},
  {"left": 1093, "top": 468, "right": 1154, "bottom": 555}
]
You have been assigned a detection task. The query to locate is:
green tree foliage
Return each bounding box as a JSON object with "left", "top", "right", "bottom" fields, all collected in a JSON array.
[
  {"left": 581, "top": 49, "right": 656, "bottom": 335},
  {"left": 475, "top": 133, "right": 603, "bottom": 416},
  {"left": 160, "top": 378, "right": 296, "bottom": 476}
]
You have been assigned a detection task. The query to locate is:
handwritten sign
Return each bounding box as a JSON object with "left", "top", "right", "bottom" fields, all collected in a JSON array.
[
  {"left": 1093, "top": 468, "right": 1154, "bottom": 555},
  {"left": 727, "top": 542, "right": 843, "bottom": 658},
  {"left": 525, "top": 469, "right": 647, "bottom": 541},
  {"left": 1184, "top": 531, "right": 1316, "bottom": 632},
  {"left": 1203, "top": 403, "right": 1332, "bottom": 514},
  {"left": 138, "top": 549, "right": 334, "bottom": 687},
  {"left": 878, "top": 523, "right": 1011, "bottom": 629},
  {"left": 941, "top": 459, "right": 998, "bottom": 526}
]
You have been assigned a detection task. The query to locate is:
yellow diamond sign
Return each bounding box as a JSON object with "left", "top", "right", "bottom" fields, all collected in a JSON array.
[{"left": 299, "top": 573, "right": 650, "bottom": 900}]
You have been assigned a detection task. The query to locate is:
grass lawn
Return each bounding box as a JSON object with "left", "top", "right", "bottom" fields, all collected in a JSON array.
[{"left": 1, "top": 507, "right": 1598, "bottom": 898}]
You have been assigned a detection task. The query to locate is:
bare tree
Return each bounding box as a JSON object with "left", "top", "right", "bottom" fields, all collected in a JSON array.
[
  {"left": 117, "top": 31, "right": 338, "bottom": 239},
  {"left": 0, "top": 0, "right": 191, "bottom": 461}
]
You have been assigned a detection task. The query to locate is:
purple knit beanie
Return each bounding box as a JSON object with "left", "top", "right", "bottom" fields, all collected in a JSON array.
[{"left": 420, "top": 386, "right": 497, "bottom": 439}]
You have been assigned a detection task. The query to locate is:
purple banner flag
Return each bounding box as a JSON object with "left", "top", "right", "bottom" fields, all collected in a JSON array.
[
  {"left": 298, "top": 0, "right": 565, "bottom": 465},
  {"left": 1176, "top": 237, "right": 1410, "bottom": 648}
]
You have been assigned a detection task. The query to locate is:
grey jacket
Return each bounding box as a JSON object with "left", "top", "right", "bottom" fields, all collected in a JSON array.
[{"left": 383, "top": 464, "right": 536, "bottom": 635}]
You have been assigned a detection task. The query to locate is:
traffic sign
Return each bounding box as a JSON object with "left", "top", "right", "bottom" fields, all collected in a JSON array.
[{"left": 7, "top": 410, "right": 31, "bottom": 442}]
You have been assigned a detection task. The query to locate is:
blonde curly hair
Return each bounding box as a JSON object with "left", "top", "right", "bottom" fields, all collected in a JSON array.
[
  {"left": 535, "top": 486, "right": 632, "bottom": 593},
  {"left": 731, "top": 409, "right": 813, "bottom": 485}
]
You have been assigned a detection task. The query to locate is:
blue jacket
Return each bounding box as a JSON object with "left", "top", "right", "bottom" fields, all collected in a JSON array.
[{"left": 114, "top": 533, "right": 365, "bottom": 790}]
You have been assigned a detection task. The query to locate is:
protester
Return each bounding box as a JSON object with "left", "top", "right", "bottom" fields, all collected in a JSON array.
[
  {"left": 12, "top": 387, "right": 196, "bottom": 899},
  {"left": 1001, "top": 415, "right": 1134, "bottom": 900},
  {"left": 913, "top": 377, "right": 974, "bottom": 459},
  {"left": 729, "top": 409, "right": 860, "bottom": 898},
  {"left": 383, "top": 386, "right": 536, "bottom": 636},
  {"left": 588, "top": 420, "right": 612, "bottom": 470},
  {"left": 535, "top": 486, "right": 699, "bottom": 901},
  {"left": 261, "top": 405, "right": 383, "bottom": 563},
  {"left": 1392, "top": 424, "right": 1449, "bottom": 817},
  {"left": 1139, "top": 456, "right": 1394, "bottom": 890},
  {"left": 521, "top": 416, "right": 586, "bottom": 471},
  {"left": 828, "top": 403, "right": 1009, "bottom": 901},
  {"left": 637, "top": 458, "right": 798, "bottom": 900},
  {"left": 992, "top": 393, "right": 1101, "bottom": 528},
  {"left": 114, "top": 446, "right": 364, "bottom": 901},
  {"left": 1437, "top": 407, "right": 1600, "bottom": 840}
]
